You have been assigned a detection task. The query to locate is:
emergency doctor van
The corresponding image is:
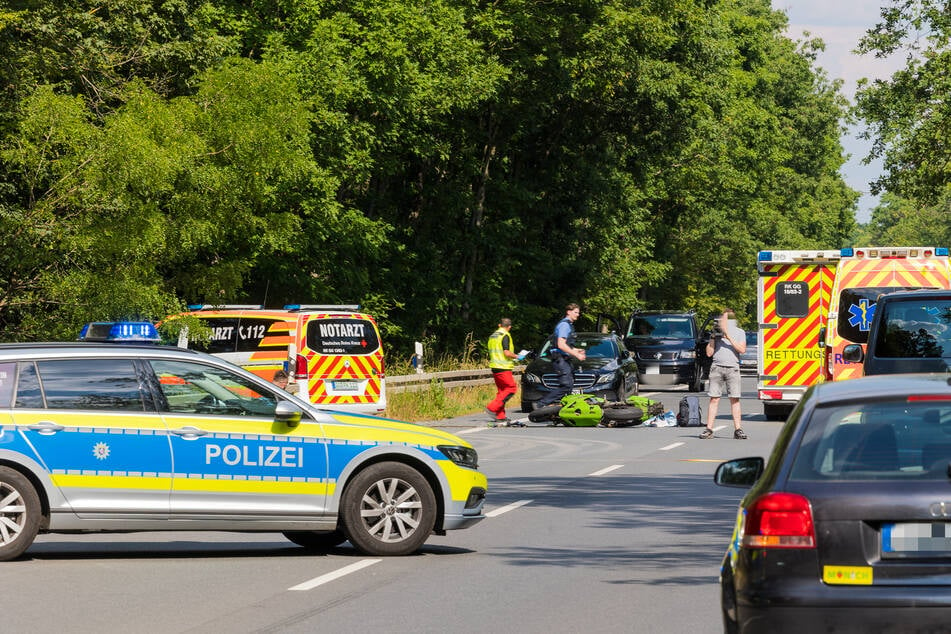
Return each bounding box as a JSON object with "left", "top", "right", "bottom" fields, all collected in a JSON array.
[{"left": 166, "top": 305, "right": 387, "bottom": 413}]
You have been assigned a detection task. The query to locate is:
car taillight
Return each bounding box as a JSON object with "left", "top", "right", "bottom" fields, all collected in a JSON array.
[
  {"left": 742, "top": 492, "right": 815, "bottom": 549},
  {"left": 295, "top": 354, "right": 309, "bottom": 380}
]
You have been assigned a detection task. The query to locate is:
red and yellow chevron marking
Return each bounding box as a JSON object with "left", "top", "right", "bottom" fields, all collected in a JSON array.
[
  {"left": 761, "top": 263, "right": 835, "bottom": 391},
  {"left": 828, "top": 256, "right": 951, "bottom": 381},
  {"left": 305, "top": 350, "right": 384, "bottom": 405}
]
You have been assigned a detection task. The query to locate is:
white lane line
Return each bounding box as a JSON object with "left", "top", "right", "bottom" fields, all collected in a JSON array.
[
  {"left": 457, "top": 426, "right": 488, "bottom": 435},
  {"left": 486, "top": 499, "right": 533, "bottom": 517},
  {"left": 660, "top": 442, "right": 684, "bottom": 451},
  {"left": 589, "top": 464, "right": 624, "bottom": 476},
  {"left": 714, "top": 425, "right": 728, "bottom": 432},
  {"left": 288, "top": 559, "right": 382, "bottom": 591}
]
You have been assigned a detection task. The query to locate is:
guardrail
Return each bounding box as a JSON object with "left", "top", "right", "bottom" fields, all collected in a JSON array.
[{"left": 388, "top": 367, "right": 526, "bottom": 393}]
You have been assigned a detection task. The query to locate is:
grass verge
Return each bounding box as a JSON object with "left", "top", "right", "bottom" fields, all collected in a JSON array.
[{"left": 385, "top": 380, "right": 519, "bottom": 423}]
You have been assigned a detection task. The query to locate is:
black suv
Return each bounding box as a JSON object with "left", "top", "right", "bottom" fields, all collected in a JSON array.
[
  {"left": 843, "top": 289, "right": 951, "bottom": 374},
  {"left": 618, "top": 311, "right": 706, "bottom": 392}
]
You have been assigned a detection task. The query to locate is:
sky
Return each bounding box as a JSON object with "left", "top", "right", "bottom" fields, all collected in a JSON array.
[{"left": 771, "top": 1, "right": 908, "bottom": 223}]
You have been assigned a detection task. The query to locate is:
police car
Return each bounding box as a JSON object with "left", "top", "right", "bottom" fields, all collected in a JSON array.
[{"left": 0, "top": 322, "right": 486, "bottom": 560}]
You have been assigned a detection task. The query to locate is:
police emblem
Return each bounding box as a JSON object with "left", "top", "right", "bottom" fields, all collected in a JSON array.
[{"left": 92, "top": 442, "right": 110, "bottom": 460}]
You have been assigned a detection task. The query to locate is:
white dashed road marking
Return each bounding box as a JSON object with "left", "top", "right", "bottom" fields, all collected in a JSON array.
[
  {"left": 486, "top": 499, "right": 533, "bottom": 517},
  {"left": 588, "top": 464, "right": 624, "bottom": 476},
  {"left": 288, "top": 559, "right": 382, "bottom": 591},
  {"left": 659, "top": 442, "right": 684, "bottom": 451}
]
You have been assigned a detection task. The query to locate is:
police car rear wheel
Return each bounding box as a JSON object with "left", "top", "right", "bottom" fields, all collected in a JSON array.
[
  {"left": 341, "top": 462, "right": 436, "bottom": 556},
  {"left": 0, "top": 467, "right": 42, "bottom": 561},
  {"left": 282, "top": 529, "right": 348, "bottom": 550}
]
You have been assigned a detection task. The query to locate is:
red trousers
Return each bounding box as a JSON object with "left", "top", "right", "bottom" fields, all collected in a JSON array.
[{"left": 487, "top": 370, "right": 517, "bottom": 419}]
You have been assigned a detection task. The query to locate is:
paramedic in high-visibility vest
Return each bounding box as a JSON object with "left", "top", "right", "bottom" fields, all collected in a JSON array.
[
  {"left": 700, "top": 309, "right": 748, "bottom": 440},
  {"left": 486, "top": 318, "right": 524, "bottom": 425}
]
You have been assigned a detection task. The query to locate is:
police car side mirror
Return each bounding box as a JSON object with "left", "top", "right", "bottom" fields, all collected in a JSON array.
[
  {"left": 842, "top": 344, "right": 864, "bottom": 364},
  {"left": 275, "top": 401, "right": 302, "bottom": 428}
]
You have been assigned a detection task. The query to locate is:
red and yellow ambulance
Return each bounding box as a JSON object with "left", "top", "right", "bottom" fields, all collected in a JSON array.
[
  {"left": 822, "top": 247, "right": 951, "bottom": 382},
  {"left": 757, "top": 247, "right": 951, "bottom": 420},
  {"left": 166, "top": 304, "right": 387, "bottom": 414},
  {"left": 757, "top": 250, "right": 841, "bottom": 420}
]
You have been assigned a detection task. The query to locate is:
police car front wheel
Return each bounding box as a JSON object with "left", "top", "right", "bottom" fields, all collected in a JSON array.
[
  {"left": 0, "top": 466, "right": 42, "bottom": 562},
  {"left": 341, "top": 462, "right": 437, "bottom": 556}
]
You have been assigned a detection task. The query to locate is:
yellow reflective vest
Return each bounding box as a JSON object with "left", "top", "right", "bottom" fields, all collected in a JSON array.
[{"left": 488, "top": 327, "right": 515, "bottom": 370}]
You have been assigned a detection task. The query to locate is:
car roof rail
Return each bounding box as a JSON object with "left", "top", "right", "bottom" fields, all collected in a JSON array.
[
  {"left": 186, "top": 304, "right": 264, "bottom": 311},
  {"left": 283, "top": 304, "right": 361, "bottom": 312}
]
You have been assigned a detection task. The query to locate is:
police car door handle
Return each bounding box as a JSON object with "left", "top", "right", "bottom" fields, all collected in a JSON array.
[
  {"left": 170, "top": 426, "right": 209, "bottom": 439},
  {"left": 27, "top": 421, "right": 64, "bottom": 434}
]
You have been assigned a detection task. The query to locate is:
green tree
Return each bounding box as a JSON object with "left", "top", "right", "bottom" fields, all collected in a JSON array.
[{"left": 855, "top": 0, "right": 951, "bottom": 205}]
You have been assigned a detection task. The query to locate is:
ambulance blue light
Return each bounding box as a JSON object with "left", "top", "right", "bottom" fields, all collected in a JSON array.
[
  {"left": 284, "top": 304, "right": 301, "bottom": 310},
  {"left": 79, "top": 321, "right": 161, "bottom": 343},
  {"left": 758, "top": 251, "right": 772, "bottom": 262},
  {"left": 841, "top": 248, "right": 854, "bottom": 257},
  {"left": 937, "top": 248, "right": 949, "bottom": 256},
  {"left": 186, "top": 304, "right": 204, "bottom": 310}
]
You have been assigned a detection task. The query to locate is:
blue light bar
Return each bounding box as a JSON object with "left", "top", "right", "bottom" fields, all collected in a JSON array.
[
  {"left": 840, "top": 248, "right": 854, "bottom": 257},
  {"left": 758, "top": 251, "right": 772, "bottom": 262},
  {"left": 79, "top": 321, "right": 161, "bottom": 343},
  {"left": 283, "top": 304, "right": 301, "bottom": 310},
  {"left": 937, "top": 248, "right": 949, "bottom": 256}
]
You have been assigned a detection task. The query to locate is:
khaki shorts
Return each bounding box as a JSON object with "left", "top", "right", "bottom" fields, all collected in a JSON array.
[{"left": 708, "top": 365, "right": 741, "bottom": 398}]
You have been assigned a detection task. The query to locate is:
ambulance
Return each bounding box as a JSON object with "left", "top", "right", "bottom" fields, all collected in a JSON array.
[
  {"left": 757, "top": 250, "right": 840, "bottom": 420},
  {"left": 822, "top": 247, "right": 951, "bottom": 382},
  {"left": 757, "top": 247, "right": 951, "bottom": 420},
  {"left": 166, "top": 304, "right": 387, "bottom": 413}
]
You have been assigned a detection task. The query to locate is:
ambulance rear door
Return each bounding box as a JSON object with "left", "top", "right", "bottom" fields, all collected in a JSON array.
[
  {"left": 757, "top": 250, "right": 839, "bottom": 420},
  {"left": 297, "top": 311, "right": 386, "bottom": 413},
  {"left": 825, "top": 247, "right": 951, "bottom": 381}
]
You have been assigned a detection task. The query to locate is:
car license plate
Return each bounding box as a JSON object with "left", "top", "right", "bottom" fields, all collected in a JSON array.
[
  {"left": 332, "top": 380, "right": 360, "bottom": 392},
  {"left": 882, "top": 522, "right": 951, "bottom": 557},
  {"left": 644, "top": 365, "right": 660, "bottom": 375}
]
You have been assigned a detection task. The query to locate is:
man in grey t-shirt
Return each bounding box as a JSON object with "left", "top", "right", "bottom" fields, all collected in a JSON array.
[{"left": 700, "top": 309, "right": 748, "bottom": 440}]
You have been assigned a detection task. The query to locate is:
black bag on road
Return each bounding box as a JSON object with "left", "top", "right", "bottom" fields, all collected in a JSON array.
[{"left": 676, "top": 395, "right": 703, "bottom": 427}]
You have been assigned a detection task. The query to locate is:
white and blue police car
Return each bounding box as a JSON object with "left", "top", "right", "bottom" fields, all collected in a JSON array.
[{"left": 0, "top": 322, "right": 486, "bottom": 560}]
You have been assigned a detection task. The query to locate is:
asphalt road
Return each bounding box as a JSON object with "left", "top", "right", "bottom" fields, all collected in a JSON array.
[{"left": 8, "top": 375, "right": 780, "bottom": 633}]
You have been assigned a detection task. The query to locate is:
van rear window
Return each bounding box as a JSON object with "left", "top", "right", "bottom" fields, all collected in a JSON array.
[{"left": 306, "top": 318, "right": 380, "bottom": 355}]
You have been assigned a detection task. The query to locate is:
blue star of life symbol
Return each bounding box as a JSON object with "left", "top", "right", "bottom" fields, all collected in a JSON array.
[{"left": 847, "top": 299, "right": 876, "bottom": 332}]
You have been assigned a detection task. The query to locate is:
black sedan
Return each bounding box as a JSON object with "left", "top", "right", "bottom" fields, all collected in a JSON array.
[
  {"left": 519, "top": 332, "right": 638, "bottom": 412},
  {"left": 715, "top": 373, "right": 951, "bottom": 633}
]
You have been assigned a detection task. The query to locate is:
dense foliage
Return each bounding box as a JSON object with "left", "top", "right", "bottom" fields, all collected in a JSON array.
[{"left": 0, "top": 0, "right": 855, "bottom": 354}]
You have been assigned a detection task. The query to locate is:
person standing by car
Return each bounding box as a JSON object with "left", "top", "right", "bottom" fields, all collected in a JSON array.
[
  {"left": 700, "top": 309, "right": 747, "bottom": 439},
  {"left": 535, "top": 303, "right": 587, "bottom": 408},
  {"left": 486, "top": 318, "right": 522, "bottom": 424}
]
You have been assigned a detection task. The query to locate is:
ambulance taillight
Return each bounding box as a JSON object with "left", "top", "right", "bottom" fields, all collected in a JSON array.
[{"left": 295, "top": 354, "right": 309, "bottom": 380}]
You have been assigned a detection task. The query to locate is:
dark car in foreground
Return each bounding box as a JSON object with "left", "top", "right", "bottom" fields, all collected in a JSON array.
[
  {"left": 520, "top": 332, "right": 638, "bottom": 412},
  {"left": 715, "top": 374, "right": 951, "bottom": 633}
]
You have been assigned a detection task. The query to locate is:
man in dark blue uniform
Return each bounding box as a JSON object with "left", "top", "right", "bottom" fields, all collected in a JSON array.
[{"left": 536, "top": 303, "right": 587, "bottom": 407}]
